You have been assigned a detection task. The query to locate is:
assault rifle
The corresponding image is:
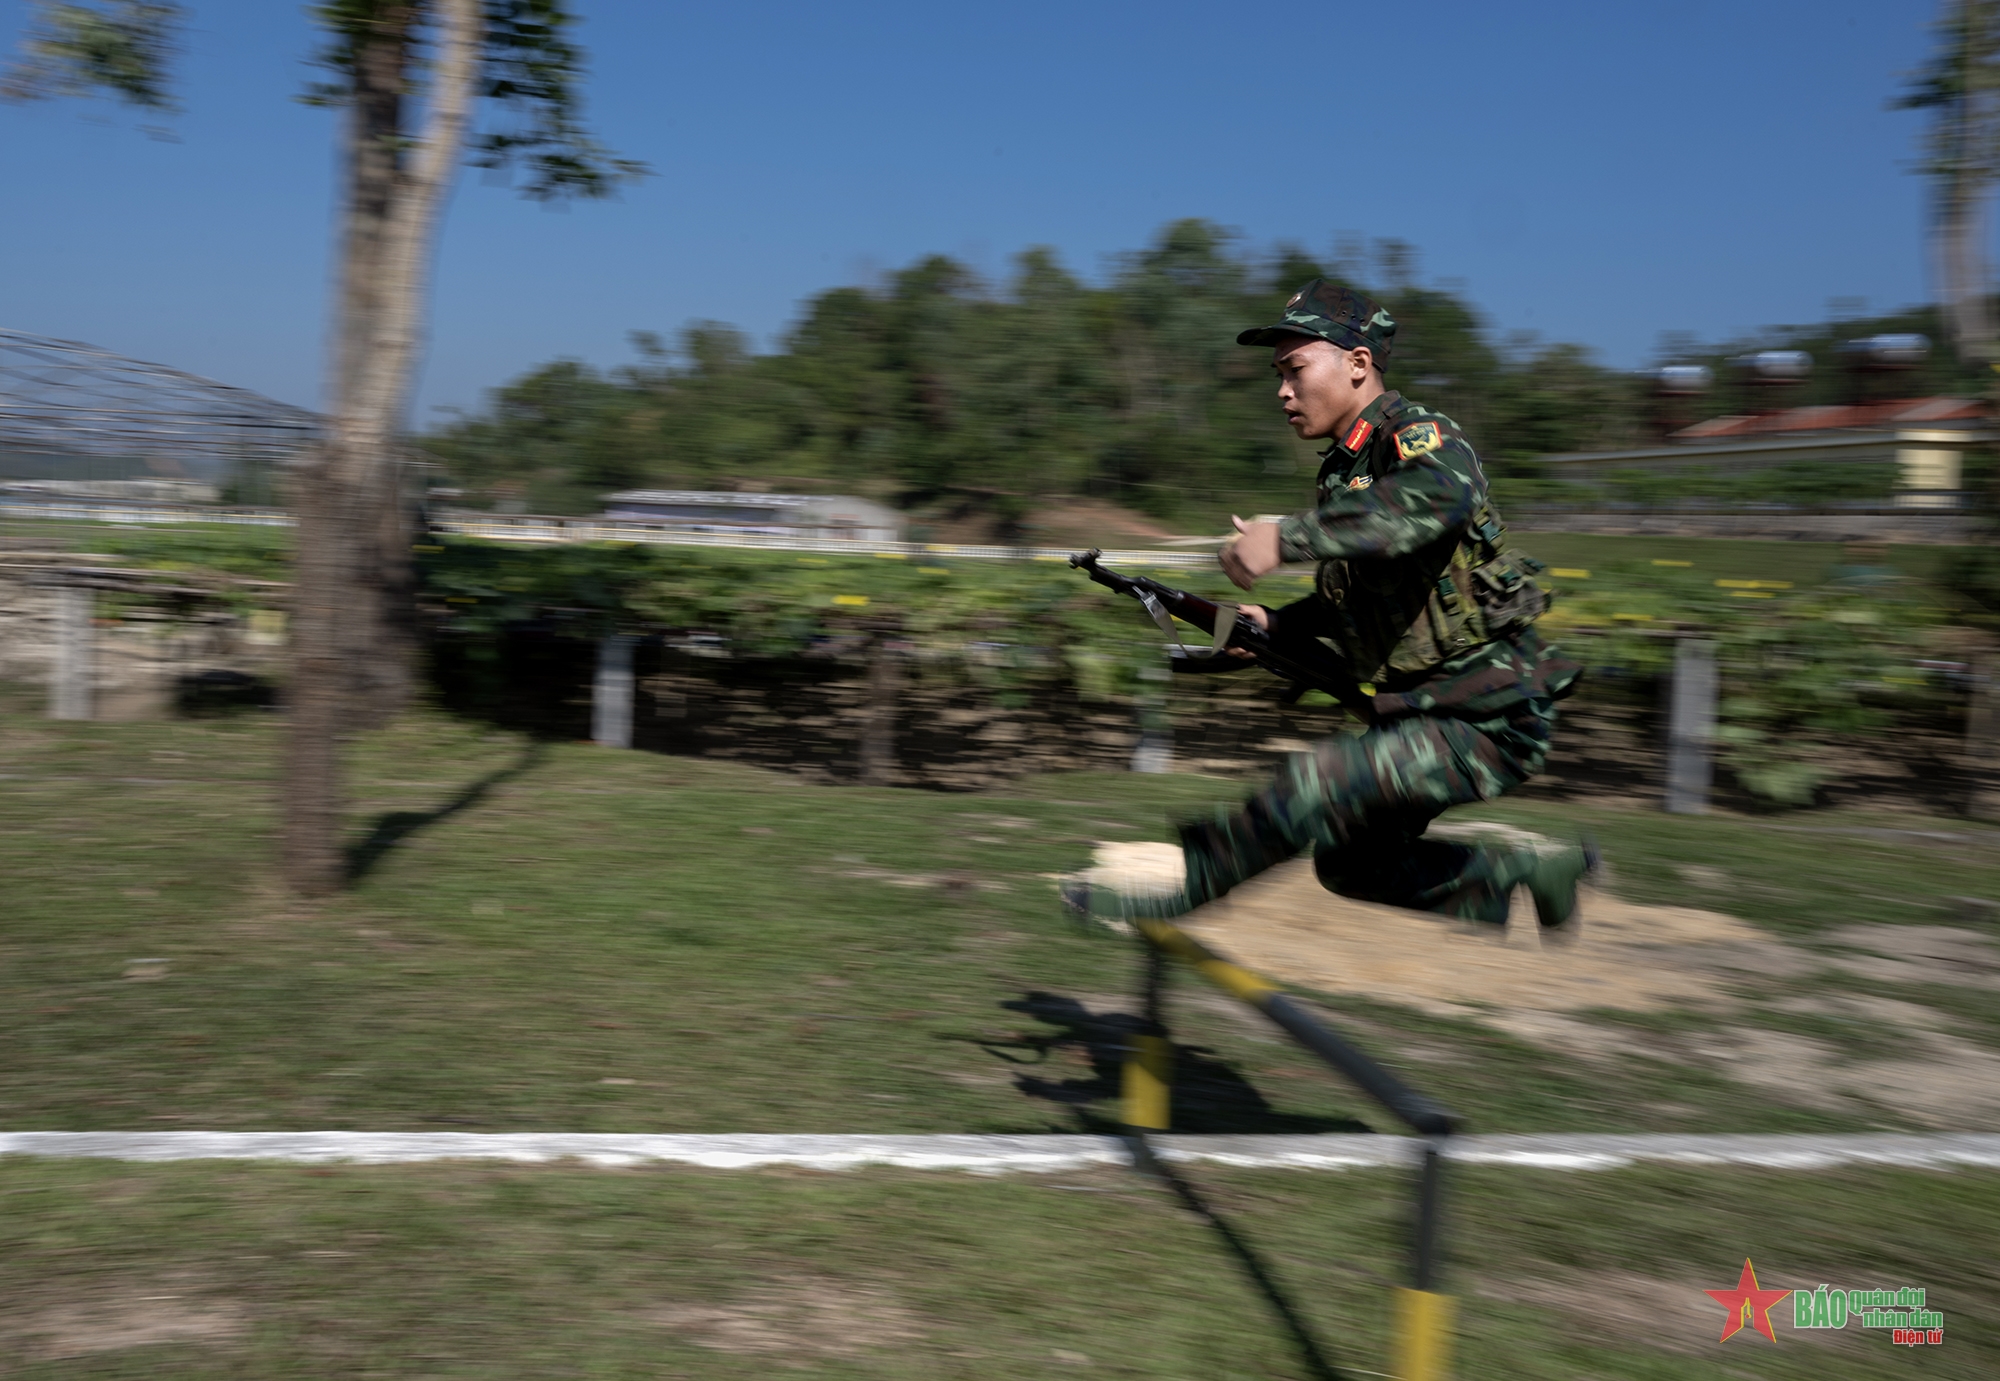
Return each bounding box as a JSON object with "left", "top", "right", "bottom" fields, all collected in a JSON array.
[{"left": 1068, "top": 548, "right": 1375, "bottom": 723}]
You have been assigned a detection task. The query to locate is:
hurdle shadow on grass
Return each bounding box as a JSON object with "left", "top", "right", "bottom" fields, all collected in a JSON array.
[
  {"left": 345, "top": 739, "right": 548, "bottom": 882},
  {"left": 980, "top": 992, "right": 1371, "bottom": 1135},
  {"left": 1130, "top": 1139, "right": 1349, "bottom": 1381},
  {"left": 972, "top": 993, "right": 1353, "bottom": 1380}
]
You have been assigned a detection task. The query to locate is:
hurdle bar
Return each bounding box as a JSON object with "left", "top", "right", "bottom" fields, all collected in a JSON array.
[{"left": 1124, "top": 914, "right": 1460, "bottom": 1381}]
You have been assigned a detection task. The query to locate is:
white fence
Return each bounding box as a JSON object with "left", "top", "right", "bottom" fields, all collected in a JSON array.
[{"left": 0, "top": 499, "right": 1218, "bottom": 570}]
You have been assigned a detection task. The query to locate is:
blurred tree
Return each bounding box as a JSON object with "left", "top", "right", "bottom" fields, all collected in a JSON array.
[
  {"left": 431, "top": 210, "right": 2000, "bottom": 535},
  {"left": 1899, "top": 2, "right": 2000, "bottom": 623},
  {"left": 422, "top": 220, "right": 1662, "bottom": 528},
  {"left": 1, "top": 0, "right": 179, "bottom": 111},
  {"left": 284, "top": 0, "right": 642, "bottom": 893},
  {"left": 423, "top": 358, "right": 635, "bottom": 511},
  {"left": 6, "top": 2, "right": 640, "bottom": 894},
  {"left": 1899, "top": 0, "right": 2000, "bottom": 367},
  {"left": 1485, "top": 340, "right": 1643, "bottom": 467}
]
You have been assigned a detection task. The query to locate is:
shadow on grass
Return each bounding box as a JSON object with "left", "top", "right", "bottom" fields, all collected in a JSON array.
[
  {"left": 976, "top": 991, "right": 1371, "bottom": 1135},
  {"left": 1130, "top": 1135, "right": 1349, "bottom": 1381},
  {"left": 952, "top": 993, "right": 1361, "bottom": 1376},
  {"left": 345, "top": 739, "right": 549, "bottom": 882}
]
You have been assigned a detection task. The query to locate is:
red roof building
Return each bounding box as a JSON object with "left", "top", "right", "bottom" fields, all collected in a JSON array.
[{"left": 1673, "top": 396, "right": 1986, "bottom": 443}]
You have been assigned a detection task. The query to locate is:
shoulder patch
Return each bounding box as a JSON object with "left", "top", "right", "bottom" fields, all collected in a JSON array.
[
  {"left": 1394, "top": 421, "right": 1442, "bottom": 461},
  {"left": 1340, "top": 418, "right": 1374, "bottom": 453}
]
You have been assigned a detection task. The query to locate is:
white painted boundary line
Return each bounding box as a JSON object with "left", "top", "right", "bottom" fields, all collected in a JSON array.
[{"left": 4, "top": 1133, "right": 1999, "bottom": 1173}]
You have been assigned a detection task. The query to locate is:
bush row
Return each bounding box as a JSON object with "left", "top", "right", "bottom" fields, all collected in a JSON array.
[{"left": 75, "top": 523, "right": 1974, "bottom": 806}]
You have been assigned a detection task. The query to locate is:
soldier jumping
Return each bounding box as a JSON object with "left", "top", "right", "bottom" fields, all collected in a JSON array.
[{"left": 1064, "top": 280, "right": 1594, "bottom": 936}]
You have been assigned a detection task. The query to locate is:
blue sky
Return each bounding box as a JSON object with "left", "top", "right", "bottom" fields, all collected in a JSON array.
[{"left": 0, "top": 1, "right": 1944, "bottom": 420}]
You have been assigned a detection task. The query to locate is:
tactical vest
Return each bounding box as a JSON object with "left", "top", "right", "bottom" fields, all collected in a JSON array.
[{"left": 1311, "top": 401, "right": 1549, "bottom": 681}]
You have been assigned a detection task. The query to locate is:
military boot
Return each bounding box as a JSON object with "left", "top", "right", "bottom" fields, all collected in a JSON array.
[
  {"left": 1431, "top": 838, "right": 1596, "bottom": 939},
  {"left": 1521, "top": 837, "right": 1598, "bottom": 944},
  {"left": 1438, "top": 878, "right": 1515, "bottom": 928}
]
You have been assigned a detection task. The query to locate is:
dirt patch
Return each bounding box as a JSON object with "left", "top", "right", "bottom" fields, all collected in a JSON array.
[
  {"left": 1768, "top": 992, "right": 1968, "bottom": 1031},
  {"left": 1824, "top": 1029, "right": 2000, "bottom": 1127},
  {"left": 645, "top": 1276, "right": 923, "bottom": 1357},
  {"left": 1083, "top": 842, "right": 1807, "bottom": 1020},
  {"left": 1820, "top": 924, "right": 2000, "bottom": 991},
  {"left": 1471, "top": 1009, "right": 1666, "bottom": 1064},
  {"left": 12, "top": 1275, "right": 248, "bottom": 1361},
  {"left": 1073, "top": 839, "right": 2000, "bottom": 1124},
  {"left": 1665, "top": 1028, "right": 1854, "bottom": 1110}
]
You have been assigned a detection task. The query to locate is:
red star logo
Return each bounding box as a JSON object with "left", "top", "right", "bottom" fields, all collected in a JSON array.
[{"left": 1704, "top": 1258, "right": 1791, "bottom": 1342}]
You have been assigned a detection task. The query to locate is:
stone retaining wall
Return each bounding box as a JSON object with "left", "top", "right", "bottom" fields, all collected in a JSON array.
[
  {"left": 1, "top": 552, "right": 1974, "bottom": 816},
  {"left": 0, "top": 560, "right": 282, "bottom": 720},
  {"left": 428, "top": 630, "right": 1976, "bottom": 813}
]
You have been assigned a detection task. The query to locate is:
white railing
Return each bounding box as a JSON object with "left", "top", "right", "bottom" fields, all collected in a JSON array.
[{"left": 0, "top": 499, "right": 1219, "bottom": 569}]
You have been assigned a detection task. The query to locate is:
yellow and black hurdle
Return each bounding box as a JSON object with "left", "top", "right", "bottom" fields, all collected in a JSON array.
[{"left": 1122, "top": 915, "right": 1460, "bottom": 1381}]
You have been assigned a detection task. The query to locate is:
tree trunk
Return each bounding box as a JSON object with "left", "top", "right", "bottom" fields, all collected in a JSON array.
[
  {"left": 1932, "top": 3, "right": 2000, "bottom": 368},
  {"left": 284, "top": 0, "right": 483, "bottom": 895},
  {"left": 1936, "top": 176, "right": 1995, "bottom": 364},
  {"left": 284, "top": 459, "right": 351, "bottom": 891}
]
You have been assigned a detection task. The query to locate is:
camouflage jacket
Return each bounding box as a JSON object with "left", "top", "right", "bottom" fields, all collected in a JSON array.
[{"left": 1269, "top": 390, "right": 1579, "bottom": 713}]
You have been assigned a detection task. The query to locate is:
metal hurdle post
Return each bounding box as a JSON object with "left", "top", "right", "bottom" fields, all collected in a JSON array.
[
  {"left": 1122, "top": 944, "right": 1173, "bottom": 1131},
  {"left": 1121, "top": 915, "right": 1460, "bottom": 1380},
  {"left": 1393, "top": 1140, "right": 1454, "bottom": 1381}
]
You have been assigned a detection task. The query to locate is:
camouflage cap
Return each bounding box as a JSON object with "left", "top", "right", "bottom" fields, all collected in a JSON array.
[{"left": 1237, "top": 278, "right": 1395, "bottom": 364}]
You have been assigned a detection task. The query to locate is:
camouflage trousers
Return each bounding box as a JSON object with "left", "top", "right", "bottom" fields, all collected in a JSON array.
[{"left": 1179, "top": 697, "right": 1559, "bottom": 920}]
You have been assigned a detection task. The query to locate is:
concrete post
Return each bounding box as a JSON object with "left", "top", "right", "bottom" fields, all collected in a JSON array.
[
  {"left": 1132, "top": 665, "right": 1173, "bottom": 774},
  {"left": 1967, "top": 652, "right": 2000, "bottom": 821},
  {"left": 1665, "top": 637, "right": 1717, "bottom": 814},
  {"left": 50, "top": 583, "right": 94, "bottom": 721},
  {"left": 592, "top": 633, "right": 635, "bottom": 749},
  {"left": 858, "top": 628, "right": 901, "bottom": 787}
]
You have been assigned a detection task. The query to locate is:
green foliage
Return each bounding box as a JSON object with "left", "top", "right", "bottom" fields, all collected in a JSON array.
[
  {"left": 1582, "top": 458, "right": 1904, "bottom": 511},
  {"left": 418, "top": 538, "right": 1296, "bottom": 701},
  {"left": 0, "top": 0, "right": 180, "bottom": 111},
  {"left": 469, "top": 0, "right": 647, "bottom": 198},
  {"left": 1541, "top": 561, "right": 1958, "bottom": 804},
  {"left": 419, "top": 222, "right": 1644, "bottom": 529},
  {"left": 1475, "top": 339, "right": 1647, "bottom": 466},
  {"left": 1939, "top": 534, "right": 2000, "bottom": 627},
  {"left": 82, "top": 521, "right": 294, "bottom": 582},
  {"left": 1895, "top": 0, "right": 2000, "bottom": 182},
  {"left": 419, "top": 537, "right": 1967, "bottom": 805},
  {"left": 421, "top": 211, "right": 2000, "bottom": 534},
  {"left": 304, "top": 0, "right": 645, "bottom": 199},
  {"left": 56, "top": 517, "right": 1974, "bottom": 807}
]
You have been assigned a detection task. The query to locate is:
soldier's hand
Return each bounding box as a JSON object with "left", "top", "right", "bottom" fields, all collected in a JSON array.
[
  {"left": 1219, "top": 517, "right": 1282, "bottom": 591},
  {"left": 1225, "top": 603, "right": 1270, "bottom": 659}
]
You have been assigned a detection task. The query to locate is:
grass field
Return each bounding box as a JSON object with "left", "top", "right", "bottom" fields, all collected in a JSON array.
[
  {"left": 6, "top": 693, "right": 2000, "bottom": 1137},
  {"left": 5, "top": 691, "right": 1999, "bottom": 1376},
  {"left": 3, "top": 1157, "right": 1990, "bottom": 1378}
]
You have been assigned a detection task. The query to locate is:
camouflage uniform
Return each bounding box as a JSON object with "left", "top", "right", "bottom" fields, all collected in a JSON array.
[{"left": 1177, "top": 281, "right": 1584, "bottom": 925}]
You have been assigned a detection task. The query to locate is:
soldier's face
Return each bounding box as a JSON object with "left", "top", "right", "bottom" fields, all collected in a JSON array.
[{"left": 1271, "top": 337, "right": 1366, "bottom": 439}]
